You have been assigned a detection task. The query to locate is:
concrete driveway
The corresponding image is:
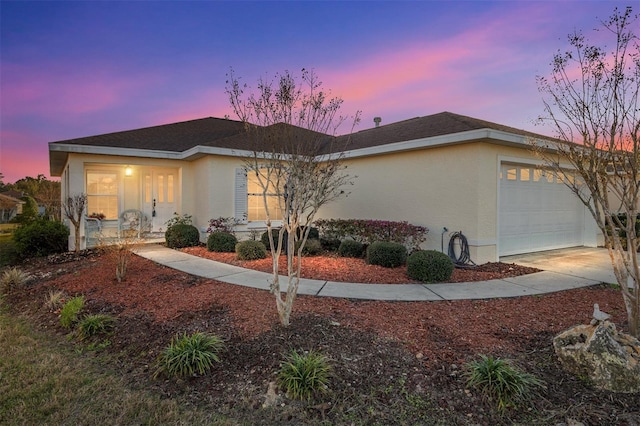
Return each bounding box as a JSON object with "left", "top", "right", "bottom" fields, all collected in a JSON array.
[{"left": 502, "top": 246, "right": 621, "bottom": 285}]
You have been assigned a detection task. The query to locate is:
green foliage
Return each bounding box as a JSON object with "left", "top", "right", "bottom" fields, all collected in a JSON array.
[
  {"left": 338, "top": 239, "right": 365, "bottom": 258},
  {"left": 207, "top": 231, "right": 238, "bottom": 252},
  {"left": 465, "top": 355, "right": 544, "bottom": 414},
  {"left": 77, "top": 314, "right": 116, "bottom": 340},
  {"left": 1, "top": 267, "right": 29, "bottom": 291},
  {"left": 300, "top": 239, "right": 322, "bottom": 256},
  {"left": 261, "top": 227, "right": 319, "bottom": 251},
  {"left": 14, "top": 196, "right": 39, "bottom": 224},
  {"left": 407, "top": 250, "right": 454, "bottom": 283},
  {"left": 366, "top": 241, "right": 407, "bottom": 268},
  {"left": 165, "top": 212, "right": 193, "bottom": 228},
  {"left": 156, "top": 332, "right": 224, "bottom": 378},
  {"left": 315, "top": 218, "right": 428, "bottom": 250},
  {"left": 235, "top": 240, "right": 267, "bottom": 260},
  {"left": 165, "top": 224, "right": 200, "bottom": 249},
  {"left": 60, "top": 296, "right": 85, "bottom": 329},
  {"left": 12, "top": 219, "right": 69, "bottom": 258},
  {"left": 278, "top": 350, "right": 331, "bottom": 401},
  {"left": 261, "top": 229, "right": 285, "bottom": 250},
  {"left": 320, "top": 237, "right": 341, "bottom": 252}
]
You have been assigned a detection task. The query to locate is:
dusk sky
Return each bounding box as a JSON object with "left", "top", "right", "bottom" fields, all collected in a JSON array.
[{"left": 0, "top": 0, "right": 630, "bottom": 184}]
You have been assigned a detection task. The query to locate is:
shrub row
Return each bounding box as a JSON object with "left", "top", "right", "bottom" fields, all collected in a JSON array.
[{"left": 315, "top": 218, "right": 428, "bottom": 250}]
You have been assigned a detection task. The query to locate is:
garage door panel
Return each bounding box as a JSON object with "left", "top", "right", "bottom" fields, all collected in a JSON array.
[{"left": 499, "top": 164, "right": 583, "bottom": 256}]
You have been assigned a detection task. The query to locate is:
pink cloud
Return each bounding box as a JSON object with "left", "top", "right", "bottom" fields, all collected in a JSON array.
[
  {"left": 0, "top": 130, "right": 53, "bottom": 183},
  {"left": 2, "top": 62, "right": 163, "bottom": 119}
]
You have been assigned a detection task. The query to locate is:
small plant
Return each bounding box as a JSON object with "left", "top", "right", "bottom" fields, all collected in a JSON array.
[
  {"left": 165, "top": 224, "right": 200, "bottom": 248},
  {"left": 407, "top": 250, "right": 454, "bottom": 283},
  {"left": 207, "top": 231, "right": 238, "bottom": 252},
  {"left": 206, "top": 216, "right": 241, "bottom": 234},
  {"left": 1, "top": 267, "right": 29, "bottom": 291},
  {"left": 465, "top": 354, "right": 544, "bottom": 414},
  {"left": 278, "top": 349, "right": 331, "bottom": 401},
  {"left": 60, "top": 296, "right": 85, "bottom": 328},
  {"left": 165, "top": 212, "right": 193, "bottom": 228},
  {"left": 366, "top": 241, "right": 407, "bottom": 268},
  {"left": 236, "top": 240, "right": 267, "bottom": 260},
  {"left": 338, "top": 239, "right": 364, "bottom": 258},
  {"left": 77, "top": 314, "right": 116, "bottom": 340},
  {"left": 300, "top": 238, "right": 322, "bottom": 256},
  {"left": 156, "top": 332, "right": 224, "bottom": 378},
  {"left": 44, "top": 289, "right": 66, "bottom": 311}
]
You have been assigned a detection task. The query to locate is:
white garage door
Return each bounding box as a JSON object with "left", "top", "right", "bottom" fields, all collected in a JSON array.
[{"left": 499, "top": 163, "right": 584, "bottom": 256}]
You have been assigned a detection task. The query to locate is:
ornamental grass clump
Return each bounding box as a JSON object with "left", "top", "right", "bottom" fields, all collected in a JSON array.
[
  {"left": 465, "top": 354, "right": 544, "bottom": 414},
  {"left": 59, "top": 296, "right": 85, "bottom": 328},
  {"left": 407, "top": 250, "right": 454, "bottom": 283},
  {"left": 156, "top": 332, "right": 224, "bottom": 378},
  {"left": 77, "top": 314, "right": 116, "bottom": 340},
  {"left": 278, "top": 350, "right": 331, "bottom": 401},
  {"left": 1, "top": 267, "right": 29, "bottom": 292}
]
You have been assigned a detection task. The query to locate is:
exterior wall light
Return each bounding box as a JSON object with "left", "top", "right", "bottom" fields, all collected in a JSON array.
[{"left": 125, "top": 166, "right": 133, "bottom": 177}]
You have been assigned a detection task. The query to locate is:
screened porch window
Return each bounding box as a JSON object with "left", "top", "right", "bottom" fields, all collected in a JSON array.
[{"left": 86, "top": 171, "right": 119, "bottom": 220}]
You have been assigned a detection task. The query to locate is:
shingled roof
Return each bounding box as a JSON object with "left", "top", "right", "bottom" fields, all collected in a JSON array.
[
  {"left": 49, "top": 117, "right": 248, "bottom": 152},
  {"left": 336, "top": 111, "right": 546, "bottom": 151},
  {"left": 49, "top": 111, "right": 550, "bottom": 175}
]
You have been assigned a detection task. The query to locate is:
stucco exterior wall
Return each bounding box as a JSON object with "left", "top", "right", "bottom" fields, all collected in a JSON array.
[{"left": 317, "top": 140, "right": 578, "bottom": 263}]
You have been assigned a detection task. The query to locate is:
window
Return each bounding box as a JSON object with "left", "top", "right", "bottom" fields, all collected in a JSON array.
[
  {"left": 246, "top": 170, "right": 283, "bottom": 221},
  {"left": 86, "top": 171, "right": 118, "bottom": 219}
]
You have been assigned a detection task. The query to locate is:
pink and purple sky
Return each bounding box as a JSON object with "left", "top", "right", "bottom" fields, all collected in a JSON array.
[{"left": 0, "top": 0, "right": 629, "bottom": 184}]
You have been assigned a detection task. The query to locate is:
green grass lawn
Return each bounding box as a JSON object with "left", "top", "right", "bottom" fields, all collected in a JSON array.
[{"left": 0, "top": 311, "right": 226, "bottom": 425}]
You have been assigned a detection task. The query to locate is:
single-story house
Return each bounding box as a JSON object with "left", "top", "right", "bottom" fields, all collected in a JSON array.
[
  {"left": 0, "top": 192, "right": 25, "bottom": 223},
  {"left": 48, "top": 111, "right": 598, "bottom": 263}
]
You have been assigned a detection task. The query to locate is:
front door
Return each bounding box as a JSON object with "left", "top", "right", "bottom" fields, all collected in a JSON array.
[{"left": 143, "top": 168, "right": 178, "bottom": 232}]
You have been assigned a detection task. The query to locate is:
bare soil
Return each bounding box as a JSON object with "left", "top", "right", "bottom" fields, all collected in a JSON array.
[{"left": 5, "top": 248, "right": 640, "bottom": 425}]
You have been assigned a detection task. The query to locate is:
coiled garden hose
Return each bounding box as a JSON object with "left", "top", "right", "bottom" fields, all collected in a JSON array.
[{"left": 447, "top": 231, "right": 477, "bottom": 268}]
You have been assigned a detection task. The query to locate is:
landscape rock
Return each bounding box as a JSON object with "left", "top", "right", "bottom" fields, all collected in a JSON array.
[{"left": 553, "top": 320, "right": 640, "bottom": 393}]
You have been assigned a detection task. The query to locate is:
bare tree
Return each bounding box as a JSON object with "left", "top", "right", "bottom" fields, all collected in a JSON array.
[
  {"left": 535, "top": 6, "right": 640, "bottom": 337},
  {"left": 62, "top": 193, "right": 87, "bottom": 253},
  {"left": 227, "top": 68, "right": 360, "bottom": 326}
]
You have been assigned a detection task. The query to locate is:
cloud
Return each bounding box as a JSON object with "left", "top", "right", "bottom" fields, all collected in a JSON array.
[{"left": 1, "top": 62, "right": 163, "bottom": 119}]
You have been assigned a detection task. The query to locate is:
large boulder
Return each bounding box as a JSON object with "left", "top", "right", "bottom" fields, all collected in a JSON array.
[{"left": 553, "top": 320, "right": 640, "bottom": 393}]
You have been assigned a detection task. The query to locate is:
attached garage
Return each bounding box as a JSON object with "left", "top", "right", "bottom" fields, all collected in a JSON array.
[{"left": 499, "top": 162, "right": 585, "bottom": 256}]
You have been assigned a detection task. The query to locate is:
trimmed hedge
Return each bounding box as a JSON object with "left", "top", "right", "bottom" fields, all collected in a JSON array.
[
  {"left": 236, "top": 240, "right": 267, "bottom": 260},
  {"left": 165, "top": 224, "right": 200, "bottom": 249},
  {"left": 366, "top": 241, "right": 407, "bottom": 268},
  {"left": 338, "top": 239, "right": 365, "bottom": 258},
  {"left": 207, "top": 232, "right": 237, "bottom": 252},
  {"left": 315, "top": 218, "right": 428, "bottom": 250},
  {"left": 407, "top": 250, "right": 454, "bottom": 283}
]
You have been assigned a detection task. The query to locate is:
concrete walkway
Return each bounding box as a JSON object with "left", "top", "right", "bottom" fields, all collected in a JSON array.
[{"left": 135, "top": 245, "right": 613, "bottom": 301}]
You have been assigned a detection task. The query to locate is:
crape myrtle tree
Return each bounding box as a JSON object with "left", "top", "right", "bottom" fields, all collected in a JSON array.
[
  {"left": 63, "top": 193, "right": 87, "bottom": 253},
  {"left": 226, "top": 68, "right": 360, "bottom": 326},
  {"left": 535, "top": 7, "right": 640, "bottom": 337}
]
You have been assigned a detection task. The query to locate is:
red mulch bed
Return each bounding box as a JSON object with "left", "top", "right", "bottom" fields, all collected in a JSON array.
[
  {"left": 179, "top": 246, "right": 541, "bottom": 284},
  {"left": 6, "top": 249, "right": 637, "bottom": 425},
  {"left": 27, "top": 250, "right": 626, "bottom": 362}
]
